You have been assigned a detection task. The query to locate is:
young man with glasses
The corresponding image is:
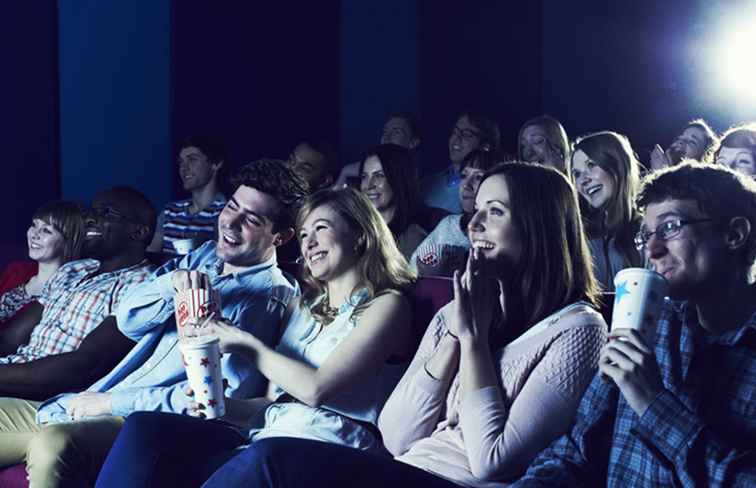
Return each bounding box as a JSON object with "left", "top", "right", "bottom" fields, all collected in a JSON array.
[
  {"left": 512, "top": 161, "right": 756, "bottom": 486},
  {"left": 420, "top": 112, "right": 500, "bottom": 214}
]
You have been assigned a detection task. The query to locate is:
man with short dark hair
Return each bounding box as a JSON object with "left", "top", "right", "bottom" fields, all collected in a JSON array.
[
  {"left": 0, "top": 186, "right": 155, "bottom": 396},
  {"left": 333, "top": 112, "right": 421, "bottom": 189},
  {"left": 287, "top": 140, "right": 339, "bottom": 191},
  {"left": 149, "top": 135, "right": 228, "bottom": 255},
  {"left": 0, "top": 160, "right": 309, "bottom": 487},
  {"left": 512, "top": 162, "right": 756, "bottom": 486}
]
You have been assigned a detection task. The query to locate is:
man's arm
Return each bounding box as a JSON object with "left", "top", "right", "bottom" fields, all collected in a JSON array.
[
  {"left": 0, "top": 302, "right": 43, "bottom": 356},
  {"left": 0, "top": 316, "right": 135, "bottom": 400},
  {"left": 635, "top": 390, "right": 756, "bottom": 487}
]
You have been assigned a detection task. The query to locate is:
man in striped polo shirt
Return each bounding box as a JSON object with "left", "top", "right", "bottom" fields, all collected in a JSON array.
[{"left": 149, "top": 136, "right": 227, "bottom": 256}]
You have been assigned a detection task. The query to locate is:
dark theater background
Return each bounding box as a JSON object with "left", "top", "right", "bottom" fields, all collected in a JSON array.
[{"left": 2, "top": 0, "right": 752, "bottom": 266}]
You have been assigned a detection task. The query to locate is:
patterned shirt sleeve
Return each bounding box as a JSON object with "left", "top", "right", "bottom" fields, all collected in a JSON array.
[
  {"left": 634, "top": 389, "right": 756, "bottom": 487},
  {"left": 0, "top": 284, "right": 32, "bottom": 322}
]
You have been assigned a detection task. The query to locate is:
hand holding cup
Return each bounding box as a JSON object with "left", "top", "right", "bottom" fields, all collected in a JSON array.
[{"left": 180, "top": 336, "right": 226, "bottom": 419}]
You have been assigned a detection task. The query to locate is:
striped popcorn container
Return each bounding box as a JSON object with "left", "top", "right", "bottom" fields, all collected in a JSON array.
[{"left": 174, "top": 287, "right": 220, "bottom": 340}]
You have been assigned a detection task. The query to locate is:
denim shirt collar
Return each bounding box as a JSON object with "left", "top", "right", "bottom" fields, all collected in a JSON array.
[{"left": 201, "top": 250, "right": 277, "bottom": 282}]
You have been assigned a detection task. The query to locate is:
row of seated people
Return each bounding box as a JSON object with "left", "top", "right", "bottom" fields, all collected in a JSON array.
[
  {"left": 144, "top": 115, "right": 756, "bottom": 299},
  {"left": 0, "top": 157, "right": 754, "bottom": 486}
]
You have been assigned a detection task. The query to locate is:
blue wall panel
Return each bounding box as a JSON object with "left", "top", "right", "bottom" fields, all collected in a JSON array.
[
  {"left": 58, "top": 0, "right": 171, "bottom": 210},
  {"left": 339, "top": 0, "right": 419, "bottom": 164}
]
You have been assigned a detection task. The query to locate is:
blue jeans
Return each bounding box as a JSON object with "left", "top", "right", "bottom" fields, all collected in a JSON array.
[
  {"left": 94, "top": 411, "right": 246, "bottom": 488},
  {"left": 203, "top": 437, "right": 460, "bottom": 488}
]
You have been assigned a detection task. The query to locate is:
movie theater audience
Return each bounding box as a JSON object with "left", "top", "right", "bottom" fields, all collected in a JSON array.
[
  {"left": 147, "top": 162, "right": 609, "bottom": 488},
  {"left": 570, "top": 131, "right": 643, "bottom": 291},
  {"left": 714, "top": 122, "right": 756, "bottom": 178},
  {"left": 360, "top": 144, "right": 428, "bottom": 259},
  {"left": 518, "top": 115, "right": 570, "bottom": 173},
  {"left": 421, "top": 112, "right": 500, "bottom": 213},
  {"left": 6, "top": 79, "right": 755, "bottom": 488},
  {"left": 149, "top": 136, "right": 227, "bottom": 256},
  {"left": 94, "top": 187, "right": 416, "bottom": 487},
  {"left": 512, "top": 162, "right": 756, "bottom": 486},
  {"left": 0, "top": 201, "right": 84, "bottom": 325},
  {"left": 0, "top": 161, "right": 304, "bottom": 487}
]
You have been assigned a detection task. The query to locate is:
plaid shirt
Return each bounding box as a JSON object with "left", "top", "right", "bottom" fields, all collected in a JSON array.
[
  {"left": 0, "top": 258, "right": 153, "bottom": 364},
  {"left": 512, "top": 298, "right": 756, "bottom": 487}
]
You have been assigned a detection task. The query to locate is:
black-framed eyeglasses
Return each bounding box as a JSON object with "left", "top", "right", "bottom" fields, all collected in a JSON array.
[
  {"left": 87, "top": 205, "right": 133, "bottom": 223},
  {"left": 451, "top": 126, "right": 480, "bottom": 141},
  {"left": 634, "top": 218, "right": 713, "bottom": 251}
]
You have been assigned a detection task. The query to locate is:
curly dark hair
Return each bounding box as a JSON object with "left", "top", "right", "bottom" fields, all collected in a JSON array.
[
  {"left": 637, "top": 160, "right": 756, "bottom": 268},
  {"left": 230, "top": 159, "right": 310, "bottom": 231}
]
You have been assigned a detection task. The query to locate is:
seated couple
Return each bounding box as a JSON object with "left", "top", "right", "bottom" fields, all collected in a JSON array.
[
  {"left": 0, "top": 159, "right": 413, "bottom": 486},
  {"left": 94, "top": 162, "right": 608, "bottom": 487}
]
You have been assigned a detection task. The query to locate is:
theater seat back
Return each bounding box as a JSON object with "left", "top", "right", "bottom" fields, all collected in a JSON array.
[
  {"left": 0, "top": 464, "right": 28, "bottom": 488},
  {"left": 409, "top": 276, "right": 453, "bottom": 343}
]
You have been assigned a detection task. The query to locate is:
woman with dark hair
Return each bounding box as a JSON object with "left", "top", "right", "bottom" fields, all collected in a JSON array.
[
  {"left": 714, "top": 123, "right": 756, "bottom": 177},
  {"left": 421, "top": 112, "right": 500, "bottom": 213},
  {"left": 518, "top": 115, "right": 570, "bottom": 173},
  {"left": 411, "top": 148, "right": 499, "bottom": 277},
  {"left": 184, "top": 162, "right": 607, "bottom": 488},
  {"left": 0, "top": 200, "right": 84, "bottom": 325},
  {"left": 360, "top": 143, "right": 428, "bottom": 259},
  {"left": 94, "top": 187, "right": 417, "bottom": 487},
  {"left": 570, "top": 131, "right": 643, "bottom": 291}
]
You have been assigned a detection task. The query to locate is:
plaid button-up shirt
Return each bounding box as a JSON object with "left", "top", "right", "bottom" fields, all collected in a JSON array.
[
  {"left": 512, "top": 298, "right": 756, "bottom": 487},
  {"left": 0, "top": 258, "right": 153, "bottom": 364}
]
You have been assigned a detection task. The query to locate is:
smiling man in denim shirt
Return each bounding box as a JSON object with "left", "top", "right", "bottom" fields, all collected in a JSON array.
[{"left": 0, "top": 159, "right": 308, "bottom": 487}]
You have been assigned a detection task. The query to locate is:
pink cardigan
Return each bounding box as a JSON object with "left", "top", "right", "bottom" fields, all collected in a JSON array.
[{"left": 378, "top": 301, "right": 607, "bottom": 487}]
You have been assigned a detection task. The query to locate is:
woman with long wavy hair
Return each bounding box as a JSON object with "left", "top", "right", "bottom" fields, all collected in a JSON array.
[
  {"left": 184, "top": 162, "right": 608, "bottom": 487},
  {"left": 570, "top": 131, "right": 643, "bottom": 291},
  {"left": 95, "top": 187, "right": 416, "bottom": 487}
]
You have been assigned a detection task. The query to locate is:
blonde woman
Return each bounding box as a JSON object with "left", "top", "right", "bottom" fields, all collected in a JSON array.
[
  {"left": 166, "top": 162, "right": 607, "bottom": 488},
  {"left": 96, "top": 187, "right": 417, "bottom": 487}
]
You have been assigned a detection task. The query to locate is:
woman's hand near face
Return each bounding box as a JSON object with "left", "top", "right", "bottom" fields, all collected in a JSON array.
[
  {"left": 649, "top": 144, "right": 670, "bottom": 171},
  {"left": 451, "top": 248, "right": 500, "bottom": 345}
]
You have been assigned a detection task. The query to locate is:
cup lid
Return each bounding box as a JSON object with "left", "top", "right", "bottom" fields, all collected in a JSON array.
[
  {"left": 179, "top": 335, "right": 219, "bottom": 349},
  {"left": 614, "top": 267, "right": 666, "bottom": 283}
]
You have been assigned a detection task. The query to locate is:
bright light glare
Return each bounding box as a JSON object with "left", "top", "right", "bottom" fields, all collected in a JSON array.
[{"left": 716, "top": 19, "right": 756, "bottom": 103}]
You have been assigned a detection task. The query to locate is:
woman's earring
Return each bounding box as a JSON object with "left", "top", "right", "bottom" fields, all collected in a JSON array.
[{"left": 354, "top": 237, "right": 365, "bottom": 253}]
